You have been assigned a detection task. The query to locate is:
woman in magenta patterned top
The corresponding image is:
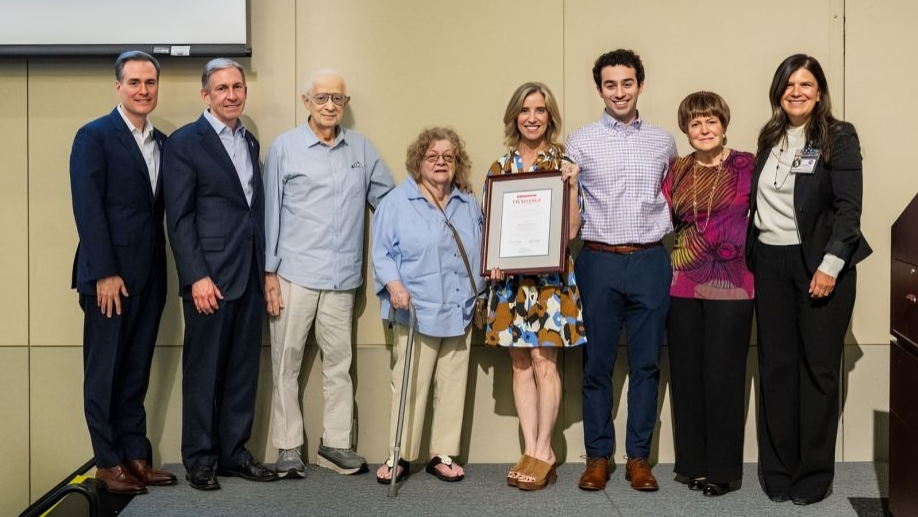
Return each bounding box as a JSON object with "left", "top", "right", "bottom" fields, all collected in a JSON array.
[{"left": 661, "top": 91, "right": 754, "bottom": 498}]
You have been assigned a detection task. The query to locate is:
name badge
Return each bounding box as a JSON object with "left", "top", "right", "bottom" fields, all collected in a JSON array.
[{"left": 790, "top": 148, "right": 820, "bottom": 175}]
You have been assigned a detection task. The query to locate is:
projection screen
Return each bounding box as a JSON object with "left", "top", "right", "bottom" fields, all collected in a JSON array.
[{"left": 0, "top": 0, "right": 250, "bottom": 57}]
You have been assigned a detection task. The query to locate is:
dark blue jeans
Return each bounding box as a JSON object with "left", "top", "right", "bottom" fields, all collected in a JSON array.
[{"left": 576, "top": 246, "right": 671, "bottom": 459}]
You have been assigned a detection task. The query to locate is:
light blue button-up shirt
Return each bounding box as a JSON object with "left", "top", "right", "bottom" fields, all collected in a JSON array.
[
  {"left": 203, "top": 109, "right": 254, "bottom": 205},
  {"left": 264, "top": 121, "right": 395, "bottom": 290},
  {"left": 372, "top": 177, "right": 486, "bottom": 338}
]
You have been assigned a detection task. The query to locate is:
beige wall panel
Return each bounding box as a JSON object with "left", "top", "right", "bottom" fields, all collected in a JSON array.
[
  {"left": 564, "top": 0, "right": 844, "bottom": 159},
  {"left": 0, "top": 348, "right": 30, "bottom": 514},
  {"left": 0, "top": 62, "right": 29, "bottom": 346},
  {"left": 28, "top": 60, "right": 116, "bottom": 346},
  {"left": 842, "top": 343, "right": 890, "bottom": 461},
  {"left": 29, "top": 347, "right": 90, "bottom": 498},
  {"left": 144, "top": 346, "right": 183, "bottom": 464},
  {"left": 465, "top": 347, "right": 532, "bottom": 463},
  {"left": 742, "top": 352, "right": 759, "bottom": 462},
  {"left": 295, "top": 0, "right": 565, "bottom": 346},
  {"left": 354, "top": 346, "right": 399, "bottom": 462},
  {"left": 847, "top": 0, "right": 918, "bottom": 344}
]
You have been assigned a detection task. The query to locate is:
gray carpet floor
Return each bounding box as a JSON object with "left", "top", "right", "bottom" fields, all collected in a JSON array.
[{"left": 120, "top": 462, "right": 890, "bottom": 517}]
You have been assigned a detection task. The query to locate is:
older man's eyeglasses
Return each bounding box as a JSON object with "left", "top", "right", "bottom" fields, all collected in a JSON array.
[
  {"left": 424, "top": 153, "right": 456, "bottom": 164},
  {"left": 308, "top": 93, "right": 350, "bottom": 106}
]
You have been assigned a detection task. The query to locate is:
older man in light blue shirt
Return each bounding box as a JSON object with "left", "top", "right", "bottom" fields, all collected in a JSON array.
[{"left": 264, "top": 69, "right": 394, "bottom": 478}]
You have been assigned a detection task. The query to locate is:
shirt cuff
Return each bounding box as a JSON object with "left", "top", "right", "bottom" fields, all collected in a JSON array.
[
  {"left": 817, "top": 253, "right": 845, "bottom": 279},
  {"left": 265, "top": 256, "right": 281, "bottom": 273}
]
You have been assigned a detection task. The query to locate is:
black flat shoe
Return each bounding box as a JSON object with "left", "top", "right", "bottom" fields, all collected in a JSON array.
[
  {"left": 792, "top": 487, "right": 832, "bottom": 506},
  {"left": 688, "top": 479, "right": 705, "bottom": 491},
  {"left": 218, "top": 459, "right": 279, "bottom": 482},
  {"left": 376, "top": 459, "right": 410, "bottom": 484},
  {"left": 768, "top": 492, "right": 791, "bottom": 502},
  {"left": 702, "top": 482, "right": 730, "bottom": 497},
  {"left": 186, "top": 465, "right": 220, "bottom": 491}
]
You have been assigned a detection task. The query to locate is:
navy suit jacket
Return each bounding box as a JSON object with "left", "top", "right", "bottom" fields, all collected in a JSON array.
[
  {"left": 745, "top": 121, "right": 872, "bottom": 274},
  {"left": 162, "top": 114, "right": 265, "bottom": 301},
  {"left": 70, "top": 108, "right": 167, "bottom": 295}
]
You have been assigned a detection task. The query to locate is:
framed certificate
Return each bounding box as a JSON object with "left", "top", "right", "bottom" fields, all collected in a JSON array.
[{"left": 481, "top": 170, "right": 569, "bottom": 275}]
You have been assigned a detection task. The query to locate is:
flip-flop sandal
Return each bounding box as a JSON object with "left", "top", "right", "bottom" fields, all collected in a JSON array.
[
  {"left": 375, "top": 458, "right": 410, "bottom": 484},
  {"left": 425, "top": 455, "right": 464, "bottom": 482}
]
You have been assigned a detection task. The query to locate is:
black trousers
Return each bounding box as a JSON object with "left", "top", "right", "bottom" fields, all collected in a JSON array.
[
  {"left": 753, "top": 243, "right": 856, "bottom": 500},
  {"left": 81, "top": 267, "right": 165, "bottom": 468},
  {"left": 667, "top": 297, "right": 753, "bottom": 484},
  {"left": 181, "top": 262, "right": 264, "bottom": 470}
]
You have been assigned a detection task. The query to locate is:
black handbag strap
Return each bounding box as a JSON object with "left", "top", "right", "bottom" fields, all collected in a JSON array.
[{"left": 421, "top": 184, "right": 479, "bottom": 297}]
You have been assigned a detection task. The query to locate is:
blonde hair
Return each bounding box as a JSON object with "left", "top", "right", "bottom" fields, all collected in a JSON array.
[{"left": 502, "top": 82, "right": 563, "bottom": 149}]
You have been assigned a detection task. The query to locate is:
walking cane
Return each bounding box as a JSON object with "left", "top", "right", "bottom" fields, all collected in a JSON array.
[{"left": 389, "top": 304, "right": 417, "bottom": 497}]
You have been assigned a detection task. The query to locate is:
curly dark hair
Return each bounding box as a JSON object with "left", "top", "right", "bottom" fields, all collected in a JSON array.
[{"left": 592, "top": 49, "right": 644, "bottom": 88}]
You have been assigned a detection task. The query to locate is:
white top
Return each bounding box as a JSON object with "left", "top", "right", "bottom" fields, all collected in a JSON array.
[
  {"left": 755, "top": 124, "right": 844, "bottom": 277},
  {"left": 117, "top": 104, "right": 158, "bottom": 191}
]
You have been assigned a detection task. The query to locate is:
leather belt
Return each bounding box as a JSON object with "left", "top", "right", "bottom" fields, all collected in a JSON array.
[{"left": 583, "top": 240, "right": 662, "bottom": 254}]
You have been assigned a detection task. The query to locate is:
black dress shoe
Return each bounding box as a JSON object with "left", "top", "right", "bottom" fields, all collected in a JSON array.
[
  {"left": 186, "top": 465, "right": 220, "bottom": 491},
  {"left": 792, "top": 487, "right": 832, "bottom": 506},
  {"left": 218, "top": 459, "right": 279, "bottom": 482},
  {"left": 688, "top": 479, "right": 705, "bottom": 491},
  {"left": 767, "top": 491, "right": 790, "bottom": 502},
  {"left": 702, "top": 482, "right": 730, "bottom": 497}
]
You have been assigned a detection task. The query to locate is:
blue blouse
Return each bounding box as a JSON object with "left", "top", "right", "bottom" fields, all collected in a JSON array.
[{"left": 372, "top": 177, "right": 486, "bottom": 337}]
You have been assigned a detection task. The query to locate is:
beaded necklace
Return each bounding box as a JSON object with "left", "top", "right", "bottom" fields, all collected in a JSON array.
[{"left": 691, "top": 149, "right": 727, "bottom": 233}]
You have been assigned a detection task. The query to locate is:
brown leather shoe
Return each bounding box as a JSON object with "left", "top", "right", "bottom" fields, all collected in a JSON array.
[
  {"left": 127, "top": 459, "right": 178, "bottom": 486},
  {"left": 625, "top": 457, "right": 659, "bottom": 491},
  {"left": 95, "top": 465, "right": 147, "bottom": 495},
  {"left": 578, "top": 457, "right": 610, "bottom": 491}
]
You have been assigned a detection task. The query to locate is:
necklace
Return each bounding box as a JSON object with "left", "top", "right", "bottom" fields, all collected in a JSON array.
[
  {"left": 691, "top": 150, "right": 726, "bottom": 233},
  {"left": 772, "top": 139, "right": 791, "bottom": 189}
]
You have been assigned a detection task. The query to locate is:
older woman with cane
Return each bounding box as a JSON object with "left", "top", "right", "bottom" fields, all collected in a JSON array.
[{"left": 372, "top": 127, "right": 485, "bottom": 484}]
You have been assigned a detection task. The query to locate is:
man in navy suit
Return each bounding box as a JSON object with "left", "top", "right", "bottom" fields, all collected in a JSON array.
[
  {"left": 163, "top": 58, "right": 278, "bottom": 490},
  {"left": 70, "top": 50, "right": 177, "bottom": 494}
]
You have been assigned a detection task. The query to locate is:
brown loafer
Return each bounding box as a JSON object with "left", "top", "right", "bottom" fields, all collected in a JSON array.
[
  {"left": 625, "top": 457, "right": 659, "bottom": 491},
  {"left": 95, "top": 465, "right": 147, "bottom": 495},
  {"left": 127, "top": 459, "right": 178, "bottom": 486},
  {"left": 578, "top": 457, "right": 610, "bottom": 491}
]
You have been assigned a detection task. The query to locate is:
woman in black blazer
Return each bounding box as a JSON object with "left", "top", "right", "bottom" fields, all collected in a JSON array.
[{"left": 745, "top": 54, "right": 871, "bottom": 506}]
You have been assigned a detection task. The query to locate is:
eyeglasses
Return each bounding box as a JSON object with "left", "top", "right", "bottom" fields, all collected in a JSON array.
[
  {"left": 424, "top": 153, "right": 456, "bottom": 164},
  {"left": 308, "top": 93, "right": 350, "bottom": 106}
]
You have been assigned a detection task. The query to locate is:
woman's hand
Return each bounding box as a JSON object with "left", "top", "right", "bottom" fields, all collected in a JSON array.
[
  {"left": 485, "top": 267, "right": 506, "bottom": 282},
  {"left": 386, "top": 280, "right": 412, "bottom": 310},
  {"left": 560, "top": 160, "right": 579, "bottom": 184},
  {"left": 809, "top": 270, "right": 836, "bottom": 299}
]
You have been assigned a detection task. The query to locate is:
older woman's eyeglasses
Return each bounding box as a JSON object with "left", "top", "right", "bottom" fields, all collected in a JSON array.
[
  {"left": 308, "top": 93, "right": 350, "bottom": 106},
  {"left": 424, "top": 153, "right": 456, "bottom": 164}
]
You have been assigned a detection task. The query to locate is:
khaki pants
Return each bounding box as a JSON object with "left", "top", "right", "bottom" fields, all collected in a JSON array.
[
  {"left": 270, "top": 275, "right": 356, "bottom": 449},
  {"left": 387, "top": 323, "right": 471, "bottom": 461}
]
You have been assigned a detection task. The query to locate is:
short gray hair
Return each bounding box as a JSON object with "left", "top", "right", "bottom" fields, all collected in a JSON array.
[
  {"left": 202, "top": 58, "right": 246, "bottom": 90},
  {"left": 300, "top": 68, "right": 346, "bottom": 96}
]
